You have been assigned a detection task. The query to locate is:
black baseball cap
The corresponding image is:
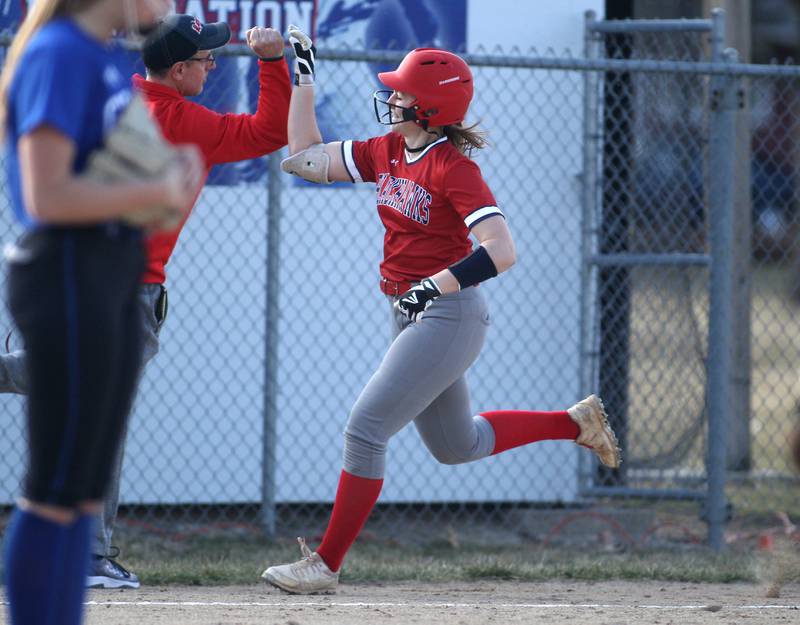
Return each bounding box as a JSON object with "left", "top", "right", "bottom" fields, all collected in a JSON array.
[{"left": 142, "top": 14, "right": 232, "bottom": 71}]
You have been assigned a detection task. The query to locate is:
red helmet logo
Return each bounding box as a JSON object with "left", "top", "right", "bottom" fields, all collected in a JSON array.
[{"left": 378, "top": 48, "right": 473, "bottom": 127}]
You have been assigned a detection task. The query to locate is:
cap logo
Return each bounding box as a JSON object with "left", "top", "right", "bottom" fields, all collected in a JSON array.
[
  {"left": 438, "top": 76, "right": 460, "bottom": 85},
  {"left": 191, "top": 18, "right": 203, "bottom": 34}
]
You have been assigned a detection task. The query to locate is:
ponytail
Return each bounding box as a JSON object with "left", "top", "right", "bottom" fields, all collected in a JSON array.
[{"left": 443, "top": 122, "right": 489, "bottom": 157}]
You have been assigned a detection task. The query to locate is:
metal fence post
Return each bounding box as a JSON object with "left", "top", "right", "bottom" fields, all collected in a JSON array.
[
  {"left": 711, "top": 4, "right": 753, "bottom": 473},
  {"left": 579, "top": 10, "right": 601, "bottom": 489},
  {"left": 261, "top": 151, "right": 283, "bottom": 539},
  {"left": 596, "top": 17, "right": 633, "bottom": 489},
  {"left": 706, "top": 28, "right": 738, "bottom": 549}
]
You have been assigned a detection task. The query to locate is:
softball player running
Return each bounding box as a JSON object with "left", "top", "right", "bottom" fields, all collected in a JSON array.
[
  {"left": 0, "top": 1, "right": 201, "bottom": 622},
  {"left": 261, "top": 27, "right": 622, "bottom": 595}
]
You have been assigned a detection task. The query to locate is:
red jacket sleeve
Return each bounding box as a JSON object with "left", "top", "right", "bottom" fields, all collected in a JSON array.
[{"left": 164, "top": 58, "right": 291, "bottom": 165}]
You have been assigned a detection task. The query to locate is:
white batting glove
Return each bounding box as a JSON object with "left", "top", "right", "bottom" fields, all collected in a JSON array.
[{"left": 287, "top": 24, "right": 316, "bottom": 86}]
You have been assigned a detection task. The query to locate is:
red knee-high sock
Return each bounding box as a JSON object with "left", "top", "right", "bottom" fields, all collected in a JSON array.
[
  {"left": 481, "top": 410, "right": 580, "bottom": 455},
  {"left": 316, "top": 470, "right": 383, "bottom": 572}
]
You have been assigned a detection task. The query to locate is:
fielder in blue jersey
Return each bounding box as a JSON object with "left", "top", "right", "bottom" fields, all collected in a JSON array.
[{"left": 0, "top": 1, "right": 202, "bottom": 623}]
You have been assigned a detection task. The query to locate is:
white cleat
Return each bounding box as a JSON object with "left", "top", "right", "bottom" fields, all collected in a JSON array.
[
  {"left": 261, "top": 537, "right": 339, "bottom": 595},
  {"left": 568, "top": 394, "right": 622, "bottom": 468}
]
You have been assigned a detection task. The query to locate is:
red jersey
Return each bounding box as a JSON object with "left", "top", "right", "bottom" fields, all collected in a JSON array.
[
  {"left": 342, "top": 133, "right": 503, "bottom": 283},
  {"left": 132, "top": 58, "right": 291, "bottom": 284}
]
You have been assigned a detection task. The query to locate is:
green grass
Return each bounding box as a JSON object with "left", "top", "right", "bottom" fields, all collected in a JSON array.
[
  {"left": 623, "top": 263, "right": 800, "bottom": 479},
  {"left": 749, "top": 264, "right": 800, "bottom": 474},
  {"left": 118, "top": 535, "right": 763, "bottom": 586}
]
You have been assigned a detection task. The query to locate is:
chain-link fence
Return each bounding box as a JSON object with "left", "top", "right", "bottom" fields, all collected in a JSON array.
[
  {"left": 580, "top": 15, "right": 714, "bottom": 503},
  {"left": 0, "top": 11, "right": 799, "bottom": 550}
]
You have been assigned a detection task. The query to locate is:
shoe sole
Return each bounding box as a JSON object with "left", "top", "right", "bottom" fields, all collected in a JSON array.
[
  {"left": 582, "top": 395, "right": 622, "bottom": 469},
  {"left": 86, "top": 576, "right": 140, "bottom": 589},
  {"left": 262, "top": 572, "right": 336, "bottom": 595}
]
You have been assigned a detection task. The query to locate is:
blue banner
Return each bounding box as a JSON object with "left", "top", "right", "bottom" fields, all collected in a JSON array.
[
  {"left": 170, "top": 1, "right": 316, "bottom": 184},
  {"left": 1, "top": 1, "right": 466, "bottom": 186}
]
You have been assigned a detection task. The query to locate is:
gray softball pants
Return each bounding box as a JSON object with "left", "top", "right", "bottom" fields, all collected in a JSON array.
[
  {"left": 0, "top": 283, "right": 164, "bottom": 557},
  {"left": 344, "top": 286, "right": 497, "bottom": 479}
]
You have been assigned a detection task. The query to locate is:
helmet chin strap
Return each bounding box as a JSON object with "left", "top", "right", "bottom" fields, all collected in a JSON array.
[
  {"left": 390, "top": 93, "right": 423, "bottom": 126},
  {"left": 401, "top": 104, "right": 421, "bottom": 125}
]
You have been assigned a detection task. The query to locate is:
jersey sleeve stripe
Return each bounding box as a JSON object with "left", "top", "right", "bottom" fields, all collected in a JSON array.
[
  {"left": 464, "top": 206, "right": 504, "bottom": 229},
  {"left": 341, "top": 140, "right": 362, "bottom": 183}
]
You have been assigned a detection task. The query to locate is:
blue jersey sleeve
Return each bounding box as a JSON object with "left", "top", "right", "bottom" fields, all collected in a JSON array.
[{"left": 13, "top": 47, "right": 96, "bottom": 144}]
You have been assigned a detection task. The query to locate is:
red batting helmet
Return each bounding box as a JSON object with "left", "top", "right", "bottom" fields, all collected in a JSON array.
[{"left": 377, "top": 48, "right": 474, "bottom": 127}]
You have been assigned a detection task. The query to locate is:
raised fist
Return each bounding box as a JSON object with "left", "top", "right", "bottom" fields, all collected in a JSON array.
[{"left": 246, "top": 27, "right": 284, "bottom": 59}]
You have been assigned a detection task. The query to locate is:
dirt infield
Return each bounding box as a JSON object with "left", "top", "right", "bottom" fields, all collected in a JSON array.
[{"left": 61, "top": 580, "right": 798, "bottom": 624}]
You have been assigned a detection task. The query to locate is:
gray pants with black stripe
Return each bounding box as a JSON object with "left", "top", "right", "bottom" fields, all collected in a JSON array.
[
  {"left": 344, "top": 287, "right": 497, "bottom": 479},
  {"left": 0, "top": 283, "right": 165, "bottom": 556}
]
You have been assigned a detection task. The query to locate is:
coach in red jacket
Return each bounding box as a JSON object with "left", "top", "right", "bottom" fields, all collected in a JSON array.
[
  {"left": 87, "top": 14, "right": 291, "bottom": 589},
  {"left": 137, "top": 14, "right": 290, "bottom": 284}
]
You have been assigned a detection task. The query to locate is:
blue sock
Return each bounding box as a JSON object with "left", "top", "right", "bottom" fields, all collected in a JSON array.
[
  {"left": 3, "top": 507, "right": 68, "bottom": 625},
  {"left": 57, "top": 515, "right": 94, "bottom": 625},
  {"left": 3, "top": 509, "right": 94, "bottom": 625}
]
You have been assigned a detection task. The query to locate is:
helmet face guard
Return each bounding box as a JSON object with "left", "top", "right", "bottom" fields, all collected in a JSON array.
[{"left": 372, "top": 90, "right": 425, "bottom": 128}]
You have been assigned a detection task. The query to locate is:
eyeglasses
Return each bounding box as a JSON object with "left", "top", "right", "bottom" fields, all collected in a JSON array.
[{"left": 185, "top": 54, "right": 215, "bottom": 66}]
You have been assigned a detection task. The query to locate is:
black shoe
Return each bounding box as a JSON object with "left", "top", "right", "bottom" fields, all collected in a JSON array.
[{"left": 86, "top": 548, "right": 140, "bottom": 589}]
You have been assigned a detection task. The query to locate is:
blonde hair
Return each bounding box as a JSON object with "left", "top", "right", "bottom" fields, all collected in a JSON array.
[
  {"left": 443, "top": 122, "right": 489, "bottom": 157},
  {"left": 0, "top": 0, "right": 100, "bottom": 131}
]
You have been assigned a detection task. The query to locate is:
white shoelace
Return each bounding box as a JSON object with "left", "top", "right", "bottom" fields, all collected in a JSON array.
[
  {"left": 297, "top": 536, "right": 313, "bottom": 559},
  {"left": 289, "top": 537, "right": 331, "bottom": 581}
]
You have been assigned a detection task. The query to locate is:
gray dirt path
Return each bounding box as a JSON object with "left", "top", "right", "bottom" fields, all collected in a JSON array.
[{"left": 63, "top": 580, "right": 799, "bottom": 625}]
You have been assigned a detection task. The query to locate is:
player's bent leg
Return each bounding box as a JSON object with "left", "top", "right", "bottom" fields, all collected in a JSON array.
[
  {"left": 320, "top": 292, "right": 487, "bottom": 565},
  {"left": 262, "top": 289, "right": 489, "bottom": 591},
  {"left": 568, "top": 395, "right": 622, "bottom": 468},
  {"left": 342, "top": 429, "right": 388, "bottom": 479},
  {"left": 413, "top": 376, "right": 495, "bottom": 465},
  {"left": 343, "top": 288, "right": 490, "bottom": 474},
  {"left": 262, "top": 537, "right": 339, "bottom": 594}
]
